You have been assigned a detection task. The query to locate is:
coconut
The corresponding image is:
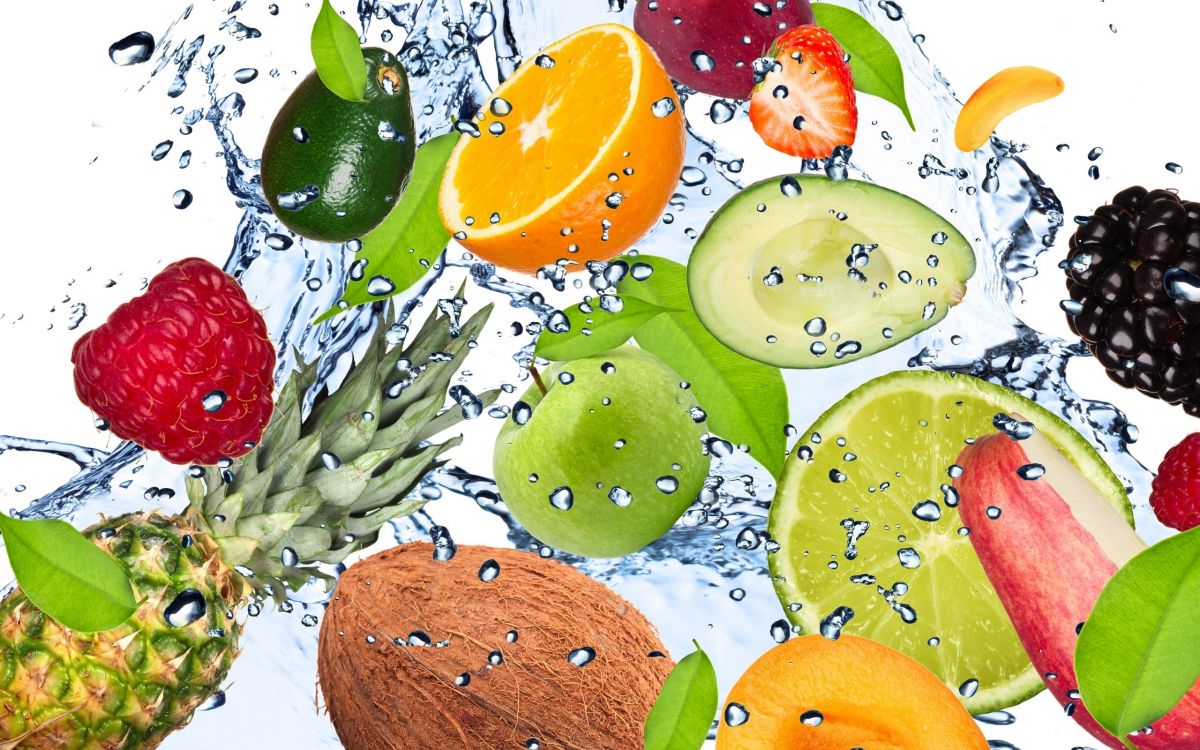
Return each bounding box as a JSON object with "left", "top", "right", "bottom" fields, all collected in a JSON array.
[{"left": 318, "top": 543, "right": 673, "bottom": 750}]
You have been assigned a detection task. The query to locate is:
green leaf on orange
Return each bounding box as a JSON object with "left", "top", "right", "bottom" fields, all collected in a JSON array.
[
  {"left": 1076, "top": 527, "right": 1200, "bottom": 748},
  {"left": 617, "top": 255, "right": 788, "bottom": 478},
  {"left": 316, "top": 133, "right": 459, "bottom": 323},
  {"left": 644, "top": 641, "right": 718, "bottom": 750},
  {"left": 311, "top": 0, "right": 367, "bottom": 103},
  {"left": 0, "top": 515, "right": 137, "bottom": 633},
  {"left": 812, "top": 4, "right": 915, "bottom": 130},
  {"left": 535, "top": 296, "right": 677, "bottom": 362}
]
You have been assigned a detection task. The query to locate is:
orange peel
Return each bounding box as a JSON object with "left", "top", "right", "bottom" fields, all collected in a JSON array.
[
  {"left": 716, "top": 635, "right": 989, "bottom": 750},
  {"left": 955, "top": 66, "right": 1064, "bottom": 152}
]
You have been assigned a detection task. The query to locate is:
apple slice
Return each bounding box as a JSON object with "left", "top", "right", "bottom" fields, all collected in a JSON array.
[{"left": 956, "top": 429, "right": 1200, "bottom": 748}]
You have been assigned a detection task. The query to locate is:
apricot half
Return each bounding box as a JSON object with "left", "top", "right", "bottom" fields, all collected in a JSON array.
[{"left": 716, "top": 635, "right": 988, "bottom": 750}]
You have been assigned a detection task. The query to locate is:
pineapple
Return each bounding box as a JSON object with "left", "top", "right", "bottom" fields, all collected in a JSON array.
[{"left": 0, "top": 299, "right": 494, "bottom": 749}]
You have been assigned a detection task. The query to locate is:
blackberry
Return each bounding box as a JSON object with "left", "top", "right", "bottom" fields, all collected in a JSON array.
[{"left": 1063, "top": 186, "right": 1200, "bottom": 416}]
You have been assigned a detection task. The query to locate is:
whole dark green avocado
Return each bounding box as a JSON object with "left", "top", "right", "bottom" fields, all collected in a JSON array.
[{"left": 261, "top": 48, "right": 416, "bottom": 243}]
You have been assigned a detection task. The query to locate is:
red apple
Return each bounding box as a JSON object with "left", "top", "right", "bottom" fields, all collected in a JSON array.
[
  {"left": 956, "top": 430, "right": 1200, "bottom": 749},
  {"left": 633, "top": 0, "right": 814, "bottom": 99}
]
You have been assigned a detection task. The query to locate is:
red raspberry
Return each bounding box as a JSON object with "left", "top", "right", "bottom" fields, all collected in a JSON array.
[
  {"left": 71, "top": 258, "right": 275, "bottom": 465},
  {"left": 1150, "top": 433, "right": 1200, "bottom": 531}
]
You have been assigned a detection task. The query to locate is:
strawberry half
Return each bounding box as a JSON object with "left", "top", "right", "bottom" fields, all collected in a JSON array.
[{"left": 749, "top": 26, "right": 858, "bottom": 159}]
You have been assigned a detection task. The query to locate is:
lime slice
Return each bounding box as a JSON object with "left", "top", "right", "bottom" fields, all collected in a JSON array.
[{"left": 768, "top": 370, "right": 1131, "bottom": 713}]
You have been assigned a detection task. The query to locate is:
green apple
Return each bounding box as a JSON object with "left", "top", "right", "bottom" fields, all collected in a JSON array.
[{"left": 494, "top": 345, "right": 710, "bottom": 557}]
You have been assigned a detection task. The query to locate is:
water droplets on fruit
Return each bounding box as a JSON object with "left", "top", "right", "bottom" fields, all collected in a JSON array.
[
  {"left": 897, "top": 547, "right": 922, "bottom": 569},
  {"left": 820, "top": 606, "right": 854, "bottom": 640},
  {"left": 1165, "top": 267, "right": 1200, "bottom": 302},
  {"left": 724, "top": 703, "right": 750, "bottom": 727},
  {"left": 912, "top": 499, "right": 942, "bottom": 522},
  {"left": 201, "top": 389, "right": 227, "bottom": 413},
  {"left": 277, "top": 185, "right": 320, "bottom": 211},
  {"left": 651, "top": 97, "right": 676, "bottom": 118},
  {"left": 770, "top": 619, "right": 791, "bottom": 643},
  {"left": 567, "top": 647, "right": 596, "bottom": 667},
  {"left": 655, "top": 476, "right": 679, "bottom": 494},
  {"left": 608, "top": 486, "right": 632, "bottom": 507},
  {"left": 1017, "top": 463, "right": 1045, "bottom": 480},
  {"left": 478, "top": 559, "right": 500, "bottom": 582},
  {"left": 841, "top": 518, "right": 869, "bottom": 560},
  {"left": 512, "top": 401, "right": 532, "bottom": 425},
  {"left": 690, "top": 50, "right": 716, "bottom": 72},
  {"left": 164, "top": 588, "right": 207, "bottom": 628},
  {"left": 800, "top": 709, "right": 824, "bottom": 726},
  {"left": 959, "top": 678, "right": 980, "bottom": 698},
  {"left": 549, "top": 486, "right": 574, "bottom": 511}
]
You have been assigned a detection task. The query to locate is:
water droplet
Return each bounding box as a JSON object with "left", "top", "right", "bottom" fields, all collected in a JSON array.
[
  {"left": 567, "top": 647, "right": 596, "bottom": 667},
  {"left": 780, "top": 176, "right": 802, "bottom": 197},
  {"left": 804, "top": 318, "right": 826, "bottom": 336},
  {"left": 959, "top": 678, "right": 980, "bottom": 698},
  {"left": 655, "top": 476, "right": 679, "bottom": 494},
  {"left": 710, "top": 100, "right": 736, "bottom": 124},
  {"left": 173, "top": 189, "right": 193, "bottom": 209},
  {"left": 986, "top": 506, "right": 1003, "bottom": 520},
  {"left": 534, "top": 54, "right": 555, "bottom": 68},
  {"left": 277, "top": 185, "right": 320, "bottom": 211},
  {"left": 513, "top": 401, "right": 532, "bottom": 425},
  {"left": 109, "top": 31, "right": 155, "bottom": 65},
  {"left": 819, "top": 606, "right": 854, "bottom": 640},
  {"left": 691, "top": 50, "right": 716, "bottom": 72},
  {"left": 490, "top": 97, "right": 513, "bottom": 117},
  {"left": 202, "top": 390, "right": 227, "bottom": 413},
  {"left": 724, "top": 703, "right": 750, "bottom": 727},
  {"left": 1167, "top": 162, "right": 1184, "bottom": 174},
  {"left": 234, "top": 67, "right": 258, "bottom": 83},
  {"left": 608, "top": 486, "right": 632, "bottom": 507},
  {"left": 321, "top": 451, "right": 342, "bottom": 470},
  {"left": 478, "top": 559, "right": 500, "bottom": 582},
  {"left": 651, "top": 97, "right": 677, "bottom": 118},
  {"left": 265, "top": 233, "right": 293, "bottom": 251},
  {"left": 799, "top": 709, "right": 824, "bottom": 726},
  {"left": 912, "top": 500, "right": 942, "bottom": 522},
  {"left": 151, "top": 140, "right": 173, "bottom": 160},
  {"left": 549, "top": 486, "right": 574, "bottom": 511},
  {"left": 897, "top": 547, "right": 922, "bottom": 569},
  {"left": 280, "top": 547, "right": 299, "bottom": 567},
  {"left": 1165, "top": 267, "right": 1200, "bottom": 302},
  {"left": 455, "top": 673, "right": 471, "bottom": 686},
  {"left": 1017, "top": 463, "right": 1045, "bottom": 480},
  {"left": 770, "top": 619, "right": 791, "bottom": 643},
  {"left": 164, "top": 589, "right": 207, "bottom": 627}
]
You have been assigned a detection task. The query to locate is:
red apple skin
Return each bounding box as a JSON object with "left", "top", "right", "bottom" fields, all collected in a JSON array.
[
  {"left": 633, "top": 0, "right": 814, "bottom": 99},
  {"left": 956, "top": 434, "right": 1200, "bottom": 749}
]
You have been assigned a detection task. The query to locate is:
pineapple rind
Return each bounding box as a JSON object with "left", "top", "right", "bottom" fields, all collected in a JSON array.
[{"left": 0, "top": 513, "right": 241, "bottom": 750}]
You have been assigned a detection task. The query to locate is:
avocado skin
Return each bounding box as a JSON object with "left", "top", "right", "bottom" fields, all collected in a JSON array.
[{"left": 261, "top": 48, "right": 416, "bottom": 243}]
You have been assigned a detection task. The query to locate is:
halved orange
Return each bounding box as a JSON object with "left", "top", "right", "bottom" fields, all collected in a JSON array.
[{"left": 438, "top": 24, "right": 685, "bottom": 274}]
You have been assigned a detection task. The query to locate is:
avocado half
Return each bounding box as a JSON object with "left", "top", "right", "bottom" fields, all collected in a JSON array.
[
  {"left": 687, "top": 176, "right": 976, "bottom": 369},
  {"left": 261, "top": 47, "right": 416, "bottom": 244}
]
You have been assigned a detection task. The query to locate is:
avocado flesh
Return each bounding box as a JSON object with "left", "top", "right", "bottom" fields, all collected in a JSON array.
[
  {"left": 687, "top": 176, "right": 976, "bottom": 369},
  {"left": 261, "top": 47, "right": 416, "bottom": 244}
]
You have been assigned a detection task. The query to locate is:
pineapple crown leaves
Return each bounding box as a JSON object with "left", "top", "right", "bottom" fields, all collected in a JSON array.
[{"left": 185, "top": 295, "right": 498, "bottom": 602}]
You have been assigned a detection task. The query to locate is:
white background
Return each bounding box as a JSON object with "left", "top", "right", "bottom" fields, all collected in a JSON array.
[{"left": 0, "top": 0, "right": 1197, "bottom": 747}]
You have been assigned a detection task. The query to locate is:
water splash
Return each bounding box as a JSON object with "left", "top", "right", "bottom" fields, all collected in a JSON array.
[{"left": 3, "top": 0, "right": 1153, "bottom": 747}]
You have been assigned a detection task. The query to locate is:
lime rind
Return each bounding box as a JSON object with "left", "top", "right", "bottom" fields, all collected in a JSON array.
[{"left": 767, "top": 369, "right": 1132, "bottom": 714}]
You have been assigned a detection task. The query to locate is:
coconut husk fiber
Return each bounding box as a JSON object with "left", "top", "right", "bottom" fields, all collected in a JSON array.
[{"left": 318, "top": 543, "right": 673, "bottom": 749}]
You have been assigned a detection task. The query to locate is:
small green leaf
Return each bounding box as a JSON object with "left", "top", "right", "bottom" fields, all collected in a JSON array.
[
  {"left": 535, "top": 297, "right": 677, "bottom": 362},
  {"left": 316, "top": 133, "right": 460, "bottom": 323},
  {"left": 618, "top": 255, "right": 789, "bottom": 478},
  {"left": 1076, "top": 527, "right": 1200, "bottom": 745},
  {"left": 0, "top": 515, "right": 136, "bottom": 633},
  {"left": 644, "top": 641, "right": 718, "bottom": 750},
  {"left": 812, "top": 4, "right": 915, "bottom": 130},
  {"left": 311, "top": 0, "right": 367, "bottom": 103}
]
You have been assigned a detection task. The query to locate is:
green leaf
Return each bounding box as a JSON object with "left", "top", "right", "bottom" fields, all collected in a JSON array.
[
  {"left": 618, "top": 255, "right": 789, "bottom": 478},
  {"left": 535, "top": 296, "right": 677, "bottom": 362},
  {"left": 1076, "top": 527, "right": 1200, "bottom": 746},
  {"left": 316, "top": 133, "right": 460, "bottom": 323},
  {"left": 311, "top": 0, "right": 367, "bottom": 103},
  {"left": 812, "top": 4, "right": 914, "bottom": 130},
  {"left": 644, "top": 641, "right": 718, "bottom": 750},
  {"left": 0, "top": 515, "right": 136, "bottom": 633}
]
